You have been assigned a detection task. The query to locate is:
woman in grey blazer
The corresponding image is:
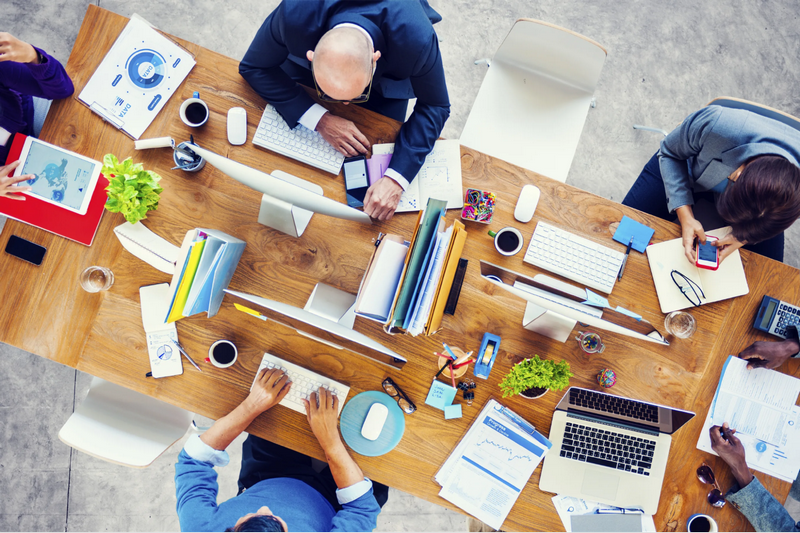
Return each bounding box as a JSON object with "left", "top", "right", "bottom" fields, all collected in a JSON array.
[{"left": 623, "top": 105, "right": 800, "bottom": 263}]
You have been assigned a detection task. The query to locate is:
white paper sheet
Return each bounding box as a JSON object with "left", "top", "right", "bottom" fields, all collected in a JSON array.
[
  {"left": 551, "top": 495, "right": 656, "bottom": 532},
  {"left": 78, "top": 17, "right": 195, "bottom": 139},
  {"left": 140, "top": 283, "right": 182, "bottom": 378},
  {"left": 710, "top": 355, "right": 800, "bottom": 445},
  {"left": 436, "top": 400, "right": 550, "bottom": 530},
  {"left": 355, "top": 239, "right": 409, "bottom": 321}
]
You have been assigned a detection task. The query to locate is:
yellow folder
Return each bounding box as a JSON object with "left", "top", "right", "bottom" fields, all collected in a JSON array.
[
  {"left": 166, "top": 239, "right": 206, "bottom": 323},
  {"left": 426, "top": 220, "right": 467, "bottom": 334}
]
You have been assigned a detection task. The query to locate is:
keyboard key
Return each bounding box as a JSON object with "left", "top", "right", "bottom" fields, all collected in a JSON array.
[{"left": 586, "top": 456, "right": 617, "bottom": 469}]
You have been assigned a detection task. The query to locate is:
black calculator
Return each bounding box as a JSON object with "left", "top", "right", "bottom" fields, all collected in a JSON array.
[{"left": 753, "top": 295, "right": 800, "bottom": 338}]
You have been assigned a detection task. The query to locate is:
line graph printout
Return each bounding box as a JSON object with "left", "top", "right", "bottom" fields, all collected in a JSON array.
[
  {"left": 436, "top": 399, "right": 551, "bottom": 530},
  {"left": 710, "top": 356, "right": 800, "bottom": 445}
]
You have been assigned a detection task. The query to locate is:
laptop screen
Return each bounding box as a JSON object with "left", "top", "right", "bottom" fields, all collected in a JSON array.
[{"left": 555, "top": 387, "right": 695, "bottom": 435}]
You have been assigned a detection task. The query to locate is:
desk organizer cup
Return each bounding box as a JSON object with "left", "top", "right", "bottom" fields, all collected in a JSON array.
[
  {"left": 179, "top": 91, "right": 209, "bottom": 127},
  {"left": 461, "top": 188, "right": 496, "bottom": 224},
  {"left": 173, "top": 141, "right": 205, "bottom": 172},
  {"left": 436, "top": 347, "right": 470, "bottom": 380},
  {"left": 208, "top": 340, "right": 237, "bottom": 368}
]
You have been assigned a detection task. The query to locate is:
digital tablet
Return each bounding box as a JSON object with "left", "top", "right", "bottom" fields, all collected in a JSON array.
[{"left": 12, "top": 137, "right": 102, "bottom": 215}]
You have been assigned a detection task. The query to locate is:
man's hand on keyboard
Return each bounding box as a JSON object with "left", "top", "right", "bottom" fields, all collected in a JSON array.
[
  {"left": 304, "top": 388, "right": 342, "bottom": 451},
  {"left": 245, "top": 368, "right": 292, "bottom": 414},
  {"left": 363, "top": 177, "right": 403, "bottom": 221},
  {"left": 316, "top": 113, "right": 370, "bottom": 157}
]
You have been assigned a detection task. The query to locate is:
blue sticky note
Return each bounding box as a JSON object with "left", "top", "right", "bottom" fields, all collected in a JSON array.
[
  {"left": 444, "top": 404, "right": 463, "bottom": 420},
  {"left": 615, "top": 306, "right": 642, "bottom": 321},
  {"left": 425, "top": 380, "right": 457, "bottom": 411},
  {"left": 582, "top": 289, "right": 610, "bottom": 308},
  {"left": 613, "top": 215, "right": 655, "bottom": 253}
]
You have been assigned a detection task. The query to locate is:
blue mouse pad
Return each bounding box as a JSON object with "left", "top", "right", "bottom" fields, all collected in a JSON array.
[{"left": 340, "top": 391, "right": 405, "bottom": 457}]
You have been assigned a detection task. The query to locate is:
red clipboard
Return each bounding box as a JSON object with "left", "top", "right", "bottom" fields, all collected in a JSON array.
[{"left": 1, "top": 134, "right": 107, "bottom": 246}]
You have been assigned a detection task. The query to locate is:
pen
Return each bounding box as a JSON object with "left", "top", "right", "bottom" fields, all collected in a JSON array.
[
  {"left": 596, "top": 507, "right": 644, "bottom": 514},
  {"left": 499, "top": 406, "right": 536, "bottom": 435},
  {"left": 617, "top": 236, "right": 634, "bottom": 281},
  {"left": 175, "top": 341, "right": 202, "bottom": 372},
  {"left": 442, "top": 343, "right": 457, "bottom": 360}
]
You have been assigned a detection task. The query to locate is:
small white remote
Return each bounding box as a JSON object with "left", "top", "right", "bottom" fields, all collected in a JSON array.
[
  {"left": 361, "top": 403, "right": 389, "bottom": 441},
  {"left": 514, "top": 184, "right": 541, "bottom": 223},
  {"left": 227, "top": 107, "right": 247, "bottom": 145}
]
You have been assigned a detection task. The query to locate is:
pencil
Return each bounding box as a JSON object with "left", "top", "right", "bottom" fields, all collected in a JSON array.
[
  {"left": 434, "top": 359, "right": 450, "bottom": 380},
  {"left": 442, "top": 343, "right": 457, "bottom": 360},
  {"left": 449, "top": 361, "right": 456, "bottom": 388}
]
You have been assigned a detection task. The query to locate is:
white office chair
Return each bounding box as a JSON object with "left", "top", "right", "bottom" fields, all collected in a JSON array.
[
  {"left": 459, "top": 19, "right": 607, "bottom": 183},
  {"left": 59, "top": 377, "right": 194, "bottom": 468}
]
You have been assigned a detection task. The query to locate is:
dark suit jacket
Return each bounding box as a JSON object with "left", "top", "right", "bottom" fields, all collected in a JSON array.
[{"left": 239, "top": 0, "right": 450, "bottom": 183}]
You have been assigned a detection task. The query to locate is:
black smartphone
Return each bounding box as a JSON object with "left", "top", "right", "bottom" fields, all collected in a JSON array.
[
  {"left": 343, "top": 155, "right": 370, "bottom": 208},
  {"left": 5, "top": 235, "right": 47, "bottom": 266}
]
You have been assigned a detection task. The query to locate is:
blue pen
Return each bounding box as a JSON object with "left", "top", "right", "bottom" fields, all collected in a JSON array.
[
  {"left": 596, "top": 507, "right": 644, "bottom": 514},
  {"left": 442, "top": 343, "right": 457, "bottom": 360}
]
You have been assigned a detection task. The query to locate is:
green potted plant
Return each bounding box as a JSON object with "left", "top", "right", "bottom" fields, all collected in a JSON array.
[
  {"left": 499, "top": 355, "right": 573, "bottom": 399},
  {"left": 101, "top": 154, "right": 163, "bottom": 224}
]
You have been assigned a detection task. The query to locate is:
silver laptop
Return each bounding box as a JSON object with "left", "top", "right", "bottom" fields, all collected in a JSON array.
[{"left": 539, "top": 387, "right": 694, "bottom": 514}]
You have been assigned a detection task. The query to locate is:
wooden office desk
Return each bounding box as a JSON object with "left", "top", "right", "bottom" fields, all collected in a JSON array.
[{"left": 2, "top": 5, "right": 799, "bottom": 531}]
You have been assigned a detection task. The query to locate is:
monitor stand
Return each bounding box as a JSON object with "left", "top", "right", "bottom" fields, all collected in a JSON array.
[
  {"left": 295, "top": 283, "right": 357, "bottom": 350},
  {"left": 257, "top": 170, "right": 324, "bottom": 238},
  {"left": 522, "top": 302, "right": 577, "bottom": 343}
]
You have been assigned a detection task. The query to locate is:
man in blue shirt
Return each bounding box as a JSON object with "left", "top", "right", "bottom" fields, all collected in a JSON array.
[{"left": 175, "top": 368, "right": 383, "bottom": 532}]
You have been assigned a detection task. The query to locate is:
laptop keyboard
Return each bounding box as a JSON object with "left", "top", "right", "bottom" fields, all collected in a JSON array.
[
  {"left": 569, "top": 389, "right": 659, "bottom": 423},
  {"left": 560, "top": 421, "right": 656, "bottom": 476}
]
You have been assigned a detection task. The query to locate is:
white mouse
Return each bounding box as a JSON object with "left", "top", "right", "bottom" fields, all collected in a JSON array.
[
  {"left": 361, "top": 403, "right": 389, "bottom": 441},
  {"left": 514, "top": 184, "right": 541, "bottom": 223},
  {"left": 227, "top": 107, "right": 247, "bottom": 146}
]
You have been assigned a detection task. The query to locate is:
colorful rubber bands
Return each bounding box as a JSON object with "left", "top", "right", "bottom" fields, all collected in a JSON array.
[{"left": 461, "top": 188, "right": 496, "bottom": 224}]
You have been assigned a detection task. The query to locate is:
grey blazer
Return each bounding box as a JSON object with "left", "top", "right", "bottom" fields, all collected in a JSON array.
[{"left": 659, "top": 105, "right": 800, "bottom": 212}]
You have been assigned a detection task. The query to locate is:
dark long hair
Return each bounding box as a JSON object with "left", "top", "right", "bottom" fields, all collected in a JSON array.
[{"left": 717, "top": 155, "right": 800, "bottom": 243}]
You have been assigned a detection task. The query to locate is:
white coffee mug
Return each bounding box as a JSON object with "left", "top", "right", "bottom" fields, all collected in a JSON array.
[
  {"left": 179, "top": 91, "right": 209, "bottom": 127},
  {"left": 687, "top": 514, "right": 718, "bottom": 532},
  {"left": 208, "top": 340, "right": 238, "bottom": 368},
  {"left": 488, "top": 227, "right": 524, "bottom": 256}
]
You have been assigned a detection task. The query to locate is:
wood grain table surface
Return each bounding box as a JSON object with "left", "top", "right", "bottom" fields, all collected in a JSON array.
[{"left": 2, "top": 5, "right": 799, "bottom": 531}]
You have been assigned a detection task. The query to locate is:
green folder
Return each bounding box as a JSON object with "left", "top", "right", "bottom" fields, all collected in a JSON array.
[{"left": 390, "top": 198, "right": 447, "bottom": 328}]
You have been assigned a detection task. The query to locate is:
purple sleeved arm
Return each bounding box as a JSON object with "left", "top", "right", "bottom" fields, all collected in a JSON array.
[{"left": 0, "top": 46, "right": 74, "bottom": 100}]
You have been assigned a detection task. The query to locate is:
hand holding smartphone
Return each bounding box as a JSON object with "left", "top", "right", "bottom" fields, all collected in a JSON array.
[{"left": 695, "top": 235, "right": 719, "bottom": 270}]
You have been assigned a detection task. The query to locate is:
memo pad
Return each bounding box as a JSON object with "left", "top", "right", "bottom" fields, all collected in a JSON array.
[
  {"left": 425, "top": 380, "right": 457, "bottom": 410},
  {"left": 613, "top": 216, "right": 655, "bottom": 253}
]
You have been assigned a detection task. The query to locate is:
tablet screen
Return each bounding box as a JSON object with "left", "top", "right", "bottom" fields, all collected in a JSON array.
[{"left": 19, "top": 140, "right": 100, "bottom": 211}]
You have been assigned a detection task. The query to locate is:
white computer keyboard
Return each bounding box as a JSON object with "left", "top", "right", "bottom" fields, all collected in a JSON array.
[
  {"left": 251, "top": 352, "right": 350, "bottom": 416},
  {"left": 523, "top": 221, "right": 625, "bottom": 294},
  {"left": 252, "top": 104, "right": 345, "bottom": 175}
]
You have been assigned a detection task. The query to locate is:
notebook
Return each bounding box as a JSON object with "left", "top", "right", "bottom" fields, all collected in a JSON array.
[{"left": 645, "top": 226, "right": 749, "bottom": 313}]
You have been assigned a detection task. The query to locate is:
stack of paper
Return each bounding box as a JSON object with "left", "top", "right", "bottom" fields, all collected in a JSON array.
[
  {"left": 435, "top": 399, "right": 552, "bottom": 530},
  {"left": 354, "top": 236, "right": 409, "bottom": 322},
  {"left": 370, "top": 140, "right": 463, "bottom": 212},
  {"left": 697, "top": 355, "right": 800, "bottom": 482},
  {"left": 164, "top": 228, "right": 246, "bottom": 322}
]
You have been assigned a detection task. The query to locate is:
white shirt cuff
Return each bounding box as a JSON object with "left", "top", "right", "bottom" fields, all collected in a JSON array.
[
  {"left": 298, "top": 104, "right": 328, "bottom": 131},
  {"left": 184, "top": 434, "right": 230, "bottom": 467},
  {"left": 336, "top": 478, "right": 373, "bottom": 504},
  {"left": 384, "top": 168, "right": 409, "bottom": 191}
]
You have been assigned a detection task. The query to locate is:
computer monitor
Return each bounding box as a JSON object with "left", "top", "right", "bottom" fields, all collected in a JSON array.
[
  {"left": 185, "top": 143, "right": 371, "bottom": 237},
  {"left": 479, "top": 260, "right": 669, "bottom": 345},
  {"left": 224, "top": 286, "right": 407, "bottom": 369}
]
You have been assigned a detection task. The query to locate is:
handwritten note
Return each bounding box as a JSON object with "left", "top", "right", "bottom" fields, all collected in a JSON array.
[{"left": 425, "top": 380, "right": 457, "bottom": 410}]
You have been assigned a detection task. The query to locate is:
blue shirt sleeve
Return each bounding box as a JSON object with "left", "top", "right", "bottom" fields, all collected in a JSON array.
[
  {"left": 726, "top": 476, "right": 800, "bottom": 532},
  {"left": 330, "top": 486, "right": 382, "bottom": 532},
  {"left": 174, "top": 449, "right": 221, "bottom": 532},
  {"left": 658, "top": 106, "right": 723, "bottom": 212}
]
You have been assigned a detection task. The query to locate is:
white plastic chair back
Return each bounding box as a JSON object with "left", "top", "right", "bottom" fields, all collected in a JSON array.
[
  {"left": 460, "top": 19, "right": 607, "bottom": 182},
  {"left": 58, "top": 377, "right": 193, "bottom": 468},
  {"left": 709, "top": 97, "right": 800, "bottom": 133}
]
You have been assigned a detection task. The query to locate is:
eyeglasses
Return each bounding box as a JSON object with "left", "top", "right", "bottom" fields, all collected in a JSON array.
[
  {"left": 382, "top": 377, "right": 416, "bottom": 414},
  {"left": 697, "top": 463, "right": 726, "bottom": 508},
  {"left": 311, "top": 60, "right": 374, "bottom": 104},
  {"left": 671, "top": 270, "right": 706, "bottom": 307}
]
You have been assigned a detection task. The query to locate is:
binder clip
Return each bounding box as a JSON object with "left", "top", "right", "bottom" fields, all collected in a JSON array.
[
  {"left": 457, "top": 379, "right": 476, "bottom": 405},
  {"left": 473, "top": 332, "right": 501, "bottom": 379}
]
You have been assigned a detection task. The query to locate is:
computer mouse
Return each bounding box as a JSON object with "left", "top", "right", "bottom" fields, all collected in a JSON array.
[
  {"left": 361, "top": 402, "right": 389, "bottom": 441},
  {"left": 514, "top": 184, "right": 541, "bottom": 223},
  {"left": 227, "top": 107, "right": 247, "bottom": 146}
]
